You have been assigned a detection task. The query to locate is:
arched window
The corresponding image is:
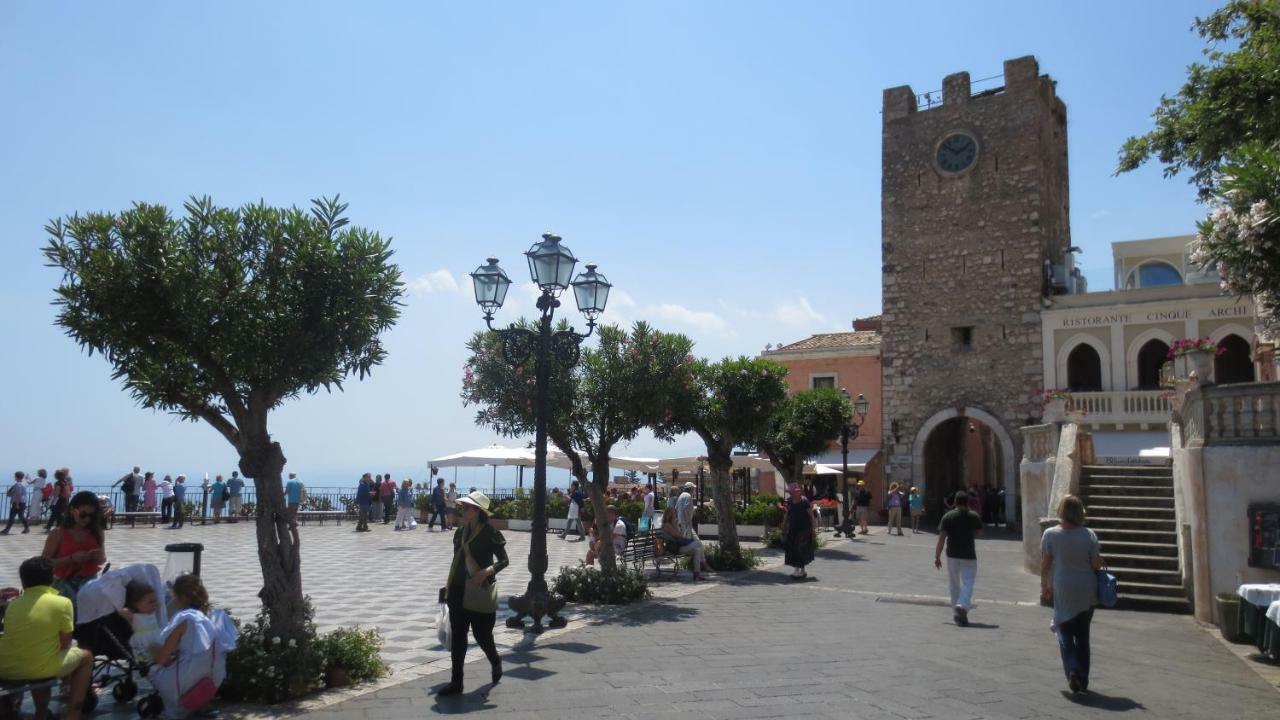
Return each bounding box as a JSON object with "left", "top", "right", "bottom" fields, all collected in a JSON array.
[
  {"left": 1067, "top": 344, "right": 1103, "bottom": 392},
  {"left": 1215, "top": 334, "right": 1256, "bottom": 384},
  {"left": 1125, "top": 261, "right": 1183, "bottom": 289},
  {"left": 1136, "top": 339, "right": 1170, "bottom": 390}
]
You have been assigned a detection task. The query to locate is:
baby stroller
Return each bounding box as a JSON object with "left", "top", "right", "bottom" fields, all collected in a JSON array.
[{"left": 74, "top": 563, "right": 167, "bottom": 717}]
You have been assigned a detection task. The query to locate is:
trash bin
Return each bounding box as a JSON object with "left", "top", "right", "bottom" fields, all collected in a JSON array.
[
  {"left": 163, "top": 542, "right": 204, "bottom": 581},
  {"left": 1218, "top": 592, "right": 1242, "bottom": 642}
]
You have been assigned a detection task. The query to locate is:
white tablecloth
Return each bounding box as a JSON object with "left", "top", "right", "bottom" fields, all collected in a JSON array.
[
  {"left": 1237, "top": 583, "right": 1280, "bottom": 606},
  {"left": 1267, "top": 599, "right": 1280, "bottom": 625}
]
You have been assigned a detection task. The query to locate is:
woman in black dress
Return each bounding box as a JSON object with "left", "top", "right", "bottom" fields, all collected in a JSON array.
[
  {"left": 782, "top": 482, "right": 816, "bottom": 579},
  {"left": 437, "top": 491, "right": 509, "bottom": 696}
]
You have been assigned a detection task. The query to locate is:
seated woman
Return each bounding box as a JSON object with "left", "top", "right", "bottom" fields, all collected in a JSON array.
[
  {"left": 0, "top": 557, "right": 93, "bottom": 720},
  {"left": 659, "top": 506, "right": 713, "bottom": 580},
  {"left": 147, "top": 575, "right": 236, "bottom": 719},
  {"left": 41, "top": 491, "right": 107, "bottom": 613}
]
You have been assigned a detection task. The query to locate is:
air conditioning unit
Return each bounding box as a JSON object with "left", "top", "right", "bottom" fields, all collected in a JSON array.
[{"left": 1049, "top": 263, "right": 1071, "bottom": 294}]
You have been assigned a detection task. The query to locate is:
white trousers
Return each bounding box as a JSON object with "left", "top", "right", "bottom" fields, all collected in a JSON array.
[
  {"left": 947, "top": 557, "right": 977, "bottom": 610},
  {"left": 395, "top": 506, "right": 414, "bottom": 528},
  {"left": 678, "top": 539, "right": 706, "bottom": 571}
]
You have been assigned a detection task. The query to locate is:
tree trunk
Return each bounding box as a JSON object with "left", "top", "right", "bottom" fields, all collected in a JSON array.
[
  {"left": 587, "top": 457, "right": 618, "bottom": 573},
  {"left": 708, "top": 458, "right": 740, "bottom": 559},
  {"left": 238, "top": 424, "right": 308, "bottom": 644}
]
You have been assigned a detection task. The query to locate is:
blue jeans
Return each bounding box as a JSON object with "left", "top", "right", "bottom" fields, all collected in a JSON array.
[{"left": 1057, "top": 608, "right": 1094, "bottom": 685}]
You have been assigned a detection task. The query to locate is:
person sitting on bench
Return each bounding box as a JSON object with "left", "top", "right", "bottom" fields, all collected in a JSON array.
[
  {"left": 0, "top": 556, "right": 93, "bottom": 720},
  {"left": 660, "top": 506, "right": 713, "bottom": 580}
]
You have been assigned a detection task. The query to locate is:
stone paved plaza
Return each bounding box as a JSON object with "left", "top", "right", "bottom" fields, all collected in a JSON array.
[{"left": 3, "top": 523, "right": 1278, "bottom": 719}]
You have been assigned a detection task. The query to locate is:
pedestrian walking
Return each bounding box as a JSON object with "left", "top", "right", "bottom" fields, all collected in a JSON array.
[
  {"left": 113, "top": 466, "right": 143, "bottom": 513},
  {"left": 158, "top": 475, "right": 175, "bottom": 524},
  {"left": 170, "top": 475, "right": 188, "bottom": 528},
  {"left": 2, "top": 471, "right": 31, "bottom": 534},
  {"left": 934, "top": 490, "right": 983, "bottom": 626},
  {"left": 854, "top": 480, "right": 872, "bottom": 535},
  {"left": 380, "top": 474, "right": 396, "bottom": 524},
  {"left": 642, "top": 484, "right": 656, "bottom": 531},
  {"left": 445, "top": 481, "right": 457, "bottom": 530},
  {"left": 368, "top": 475, "right": 383, "bottom": 524},
  {"left": 45, "top": 469, "right": 70, "bottom": 532},
  {"left": 31, "top": 469, "right": 48, "bottom": 521},
  {"left": 909, "top": 486, "right": 923, "bottom": 533},
  {"left": 428, "top": 477, "right": 448, "bottom": 530},
  {"left": 355, "top": 474, "right": 373, "bottom": 532},
  {"left": 885, "top": 482, "right": 905, "bottom": 536},
  {"left": 226, "top": 471, "right": 245, "bottom": 521},
  {"left": 394, "top": 479, "right": 415, "bottom": 530},
  {"left": 1041, "top": 495, "right": 1103, "bottom": 694},
  {"left": 782, "top": 483, "right": 816, "bottom": 579},
  {"left": 436, "top": 491, "right": 507, "bottom": 696},
  {"left": 209, "top": 474, "right": 227, "bottom": 523},
  {"left": 562, "top": 481, "right": 586, "bottom": 540},
  {"left": 285, "top": 472, "right": 305, "bottom": 525}
]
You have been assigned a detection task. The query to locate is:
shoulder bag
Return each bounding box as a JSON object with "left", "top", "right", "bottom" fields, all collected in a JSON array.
[
  {"left": 177, "top": 642, "right": 218, "bottom": 712},
  {"left": 1097, "top": 567, "right": 1118, "bottom": 608}
]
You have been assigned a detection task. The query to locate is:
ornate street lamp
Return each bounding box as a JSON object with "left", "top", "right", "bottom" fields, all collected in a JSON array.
[
  {"left": 835, "top": 388, "right": 870, "bottom": 538},
  {"left": 470, "top": 232, "right": 610, "bottom": 633}
]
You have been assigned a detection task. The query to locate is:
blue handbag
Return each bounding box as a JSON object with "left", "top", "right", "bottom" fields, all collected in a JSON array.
[{"left": 1097, "top": 568, "right": 1118, "bottom": 608}]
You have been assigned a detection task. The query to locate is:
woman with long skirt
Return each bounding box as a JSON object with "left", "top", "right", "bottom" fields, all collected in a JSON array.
[
  {"left": 437, "top": 491, "right": 508, "bottom": 696},
  {"left": 782, "top": 483, "right": 816, "bottom": 579}
]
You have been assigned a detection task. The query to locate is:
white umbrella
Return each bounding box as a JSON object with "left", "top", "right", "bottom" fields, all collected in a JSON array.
[
  {"left": 429, "top": 445, "right": 537, "bottom": 468},
  {"left": 652, "top": 456, "right": 708, "bottom": 474}
]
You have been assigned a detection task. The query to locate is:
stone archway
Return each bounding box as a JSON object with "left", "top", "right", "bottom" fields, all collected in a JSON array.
[{"left": 911, "top": 406, "right": 1018, "bottom": 525}]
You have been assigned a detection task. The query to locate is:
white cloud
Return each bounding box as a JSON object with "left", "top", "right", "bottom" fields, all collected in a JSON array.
[
  {"left": 407, "top": 269, "right": 464, "bottom": 297},
  {"left": 773, "top": 296, "right": 825, "bottom": 327},
  {"left": 648, "top": 303, "right": 729, "bottom": 336},
  {"left": 610, "top": 289, "right": 638, "bottom": 309}
]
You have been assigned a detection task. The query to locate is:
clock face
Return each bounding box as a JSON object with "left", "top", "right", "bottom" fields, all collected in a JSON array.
[{"left": 936, "top": 133, "right": 978, "bottom": 173}]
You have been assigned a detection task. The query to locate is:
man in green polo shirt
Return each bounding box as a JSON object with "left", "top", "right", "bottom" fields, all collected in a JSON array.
[
  {"left": 0, "top": 556, "right": 93, "bottom": 720},
  {"left": 934, "top": 491, "right": 984, "bottom": 627}
]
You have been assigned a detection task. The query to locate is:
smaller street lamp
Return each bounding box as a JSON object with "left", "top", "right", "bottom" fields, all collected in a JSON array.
[{"left": 835, "top": 388, "right": 870, "bottom": 538}]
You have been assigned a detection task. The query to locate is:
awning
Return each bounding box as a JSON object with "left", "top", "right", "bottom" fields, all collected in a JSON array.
[
  {"left": 1091, "top": 431, "right": 1170, "bottom": 463},
  {"left": 809, "top": 448, "right": 880, "bottom": 471}
]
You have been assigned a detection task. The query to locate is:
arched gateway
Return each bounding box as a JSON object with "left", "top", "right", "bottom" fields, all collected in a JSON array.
[{"left": 911, "top": 406, "right": 1017, "bottom": 523}]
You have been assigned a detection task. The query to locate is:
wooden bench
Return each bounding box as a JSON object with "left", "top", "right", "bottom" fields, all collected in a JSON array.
[
  {"left": 620, "top": 531, "right": 681, "bottom": 580},
  {"left": 296, "top": 510, "right": 349, "bottom": 525},
  {"left": 109, "top": 511, "right": 161, "bottom": 529}
]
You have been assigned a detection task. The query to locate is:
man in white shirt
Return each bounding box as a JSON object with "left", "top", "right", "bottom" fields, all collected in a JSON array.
[
  {"left": 31, "top": 469, "right": 47, "bottom": 521},
  {"left": 642, "top": 486, "right": 656, "bottom": 529},
  {"left": 2, "top": 471, "right": 31, "bottom": 534},
  {"left": 587, "top": 505, "right": 629, "bottom": 567},
  {"left": 675, "top": 482, "right": 696, "bottom": 539}
]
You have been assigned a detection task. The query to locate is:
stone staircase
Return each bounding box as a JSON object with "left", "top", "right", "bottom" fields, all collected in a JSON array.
[{"left": 1079, "top": 464, "right": 1191, "bottom": 614}]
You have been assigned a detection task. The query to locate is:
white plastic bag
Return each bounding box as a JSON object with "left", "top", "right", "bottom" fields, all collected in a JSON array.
[{"left": 436, "top": 602, "right": 451, "bottom": 647}]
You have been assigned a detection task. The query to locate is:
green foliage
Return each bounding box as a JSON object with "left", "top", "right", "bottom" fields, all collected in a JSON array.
[
  {"left": 1117, "top": 1, "right": 1280, "bottom": 198},
  {"left": 413, "top": 493, "right": 434, "bottom": 512},
  {"left": 758, "top": 389, "right": 851, "bottom": 484},
  {"left": 42, "top": 196, "right": 404, "bottom": 426},
  {"left": 704, "top": 543, "right": 761, "bottom": 572},
  {"left": 316, "top": 627, "right": 389, "bottom": 684},
  {"left": 223, "top": 602, "right": 325, "bottom": 703},
  {"left": 552, "top": 565, "right": 651, "bottom": 604},
  {"left": 762, "top": 528, "right": 785, "bottom": 549},
  {"left": 737, "top": 496, "right": 785, "bottom": 526},
  {"left": 303, "top": 495, "right": 335, "bottom": 512},
  {"left": 487, "top": 498, "right": 515, "bottom": 520}
]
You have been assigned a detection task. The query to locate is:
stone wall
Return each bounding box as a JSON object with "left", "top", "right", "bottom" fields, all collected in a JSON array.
[{"left": 880, "top": 56, "right": 1070, "bottom": 506}]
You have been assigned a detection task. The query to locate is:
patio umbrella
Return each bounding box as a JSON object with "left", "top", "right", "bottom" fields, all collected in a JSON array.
[{"left": 429, "top": 445, "right": 538, "bottom": 468}]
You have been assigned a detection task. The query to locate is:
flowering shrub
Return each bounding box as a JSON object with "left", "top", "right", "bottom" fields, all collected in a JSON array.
[
  {"left": 1167, "top": 336, "right": 1224, "bottom": 358},
  {"left": 552, "top": 566, "right": 650, "bottom": 604},
  {"left": 813, "top": 498, "right": 840, "bottom": 509},
  {"left": 316, "top": 627, "right": 388, "bottom": 685},
  {"left": 1042, "top": 388, "right": 1072, "bottom": 403},
  {"left": 704, "top": 543, "right": 760, "bottom": 571}
]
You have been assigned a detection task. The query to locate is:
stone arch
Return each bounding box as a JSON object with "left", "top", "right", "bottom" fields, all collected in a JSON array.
[
  {"left": 1124, "top": 260, "right": 1183, "bottom": 289},
  {"left": 1209, "top": 324, "right": 1256, "bottom": 384},
  {"left": 1208, "top": 323, "right": 1253, "bottom": 346},
  {"left": 1126, "top": 327, "right": 1176, "bottom": 390},
  {"left": 1055, "top": 333, "right": 1112, "bottom": 391},
  {"left": 910, "top": 405, "right": 1017, "bottom": 522}
]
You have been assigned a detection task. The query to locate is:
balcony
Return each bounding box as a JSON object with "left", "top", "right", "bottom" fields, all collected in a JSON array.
[
  {"left": 1180, "top": 382, "right": 1280, "bottom": 446},
  {"left": 1051, "top": 390, "right": 1172, "bottom": 427}
]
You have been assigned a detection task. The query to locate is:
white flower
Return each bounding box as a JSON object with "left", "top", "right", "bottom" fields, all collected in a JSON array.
[
  {"left": 272, "top": 636, "right": 282, "bottom": 645},
  {"left": 288, "top": 638, "right": 297, "bottom": 648}
]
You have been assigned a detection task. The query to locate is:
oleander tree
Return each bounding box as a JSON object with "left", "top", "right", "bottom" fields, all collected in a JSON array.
[
  {"left": 43, "top": 197, "right": 403, "bottom": 654},
  {"left": 757, "top": 388, "right": 852, "bottom": 486},
  {"left": 463, "top": 321, "right": 695, "bottom": 572},
  {"left": 1117, "top": 0, "right": 1280, "bottom": 320},
  {"left": 683, "top": 357, "right": 788, "bottom": 560}
]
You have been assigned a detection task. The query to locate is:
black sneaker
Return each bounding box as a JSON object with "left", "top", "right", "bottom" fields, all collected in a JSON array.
[
  {"left": 956, "top": 608, "right": 969, "bottom": 627},
  {"left": 1068, "top": 671, "right": 1082, "bottom": 693}
]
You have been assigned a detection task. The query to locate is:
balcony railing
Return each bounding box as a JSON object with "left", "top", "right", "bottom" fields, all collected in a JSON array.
[
  {"left": 1066, "top": 390, "right": 1172, "bottom": 425},
  {"left": 1181, "top": 382, "right": 1280, "bottom": 446}
]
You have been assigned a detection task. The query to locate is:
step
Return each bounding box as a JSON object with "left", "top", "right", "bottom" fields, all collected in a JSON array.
[
  {"left": 1116, "top": 580, "right": 1186, "bottom": 599},
  {"left": 1114, "top": 593, "right": 1192, "bottom": 614},
  {"left": 1090, "top": 516, "right": 1177, "bottom": 532},
  {"left": 1109, "top": 566, "right": 1182, "bottom": 586},
  {"left": 1081, "top": 497, "right": 1175, "bottom": 511},
  {"left": 1082, "top": 464, "right": 1172, "bottom": 476},
  {"left": 1100, "top": 553, "right": 1179, "bottom": 571},
  {"left": 1080, "top": 473, "right": 1173, "bottom": 485},
  {"left": 1097, "top": 540, "right": 1179, "bottom": 558},
  {"left": 1093, "top": 528, "right": 1180, "bottom": 545},
  {"left": 1082, "top": 504, "right": 1175, "bottom": 519},
  {"left": 1079, "top": 484, "right": 1174, "bottom": 497}
]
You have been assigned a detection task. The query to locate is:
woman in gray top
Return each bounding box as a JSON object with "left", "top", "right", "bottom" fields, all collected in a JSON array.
[{"left": 1040, "top": 495, "right": 1103, "bottom": 694}]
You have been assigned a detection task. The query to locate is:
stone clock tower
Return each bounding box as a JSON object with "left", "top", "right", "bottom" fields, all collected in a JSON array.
[{"left": 879, "top": 56, "right": 1071, "bottom": 521}]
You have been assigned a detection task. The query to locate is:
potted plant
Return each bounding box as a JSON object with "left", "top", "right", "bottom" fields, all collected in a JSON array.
[
  {"left": 1168, "top": 336, "right": 1222, "bottom": 384},
  {"left": 1041, "top": 388, "right": 1071, "bottom": 421},
  {"left": 1216, "top": 591, "right": 1242, "bottom": 642},
  {"left": 414, "top": 493, "right": 434, "bottom": 523}
]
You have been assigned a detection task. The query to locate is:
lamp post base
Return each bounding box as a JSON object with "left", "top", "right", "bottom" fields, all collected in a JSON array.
[{"left": 505, "top": 587, "right": 568, "bottom": 633}]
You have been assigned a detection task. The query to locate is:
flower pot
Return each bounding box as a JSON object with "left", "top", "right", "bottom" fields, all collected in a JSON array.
[
  {"left": 325, "top": 666, "right": 352, "bottom": 688},
  {"left": 1043, "top": 398, "right": 1066, "bottom": 422},
  {"left": 1216, "top": 592, "right": 1242, "bottom": 642}
]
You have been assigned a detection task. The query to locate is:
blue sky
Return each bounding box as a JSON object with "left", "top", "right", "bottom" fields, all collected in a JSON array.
[{"left": 0, "top": 1, "right": 1218, "bottom": 488}]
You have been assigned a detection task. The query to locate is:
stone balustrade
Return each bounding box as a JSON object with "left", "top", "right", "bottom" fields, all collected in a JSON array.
[
  {"left": 1068, "top": 390, "right": 1171, "bottom": 425},
  {"left": 1021, "top": 423, "right": 1057, "bottom": 462},
  {"left": 1180, "top": 381, "right": 1280, "bottom": 446}
]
